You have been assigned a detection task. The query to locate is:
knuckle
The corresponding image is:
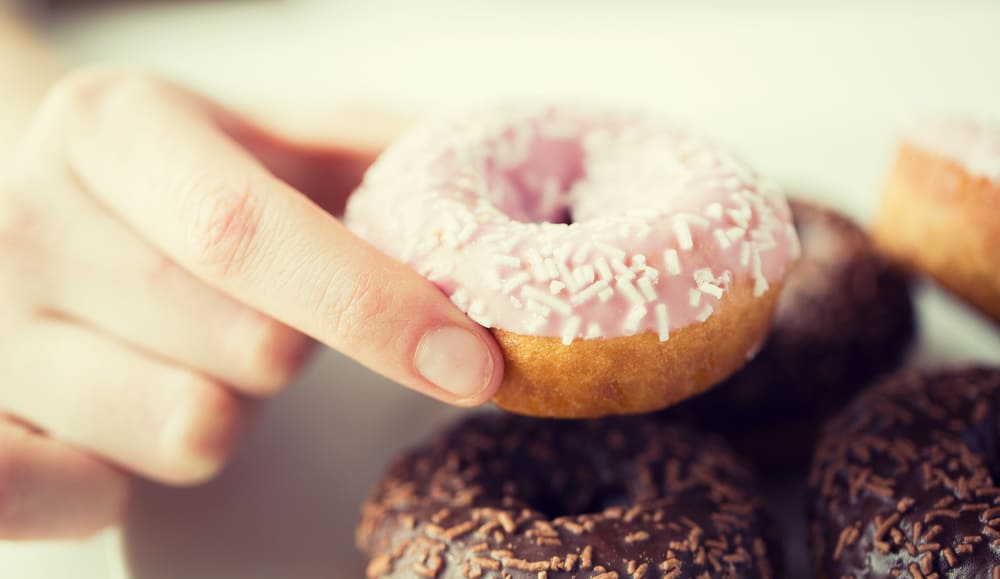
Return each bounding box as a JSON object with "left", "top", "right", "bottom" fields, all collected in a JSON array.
[
  {"left": 162, "top": 380, "right": 249, "bottom": 486},
  {"left": 182, "top": 175, "right": 263, "bottom": 280},
  {"left": 0, "top": 185, "right": 46, "bottom": 308},
  {"left": 43, "top": 66, "right": 161, "bottom": 124},
  {"left": 324, "top": 269, "right": 394, "bottom": 346},
  {"left": 0, "top": 184, "right": 32, "bottom": 252},
  {"left": 143, "top": 251, "right": 183, "bottom": 288}
]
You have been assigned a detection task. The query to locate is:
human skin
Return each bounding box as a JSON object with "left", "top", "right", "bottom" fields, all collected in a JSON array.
[{"left": 0, "top": 4, "right": 503, "bottom": 540}]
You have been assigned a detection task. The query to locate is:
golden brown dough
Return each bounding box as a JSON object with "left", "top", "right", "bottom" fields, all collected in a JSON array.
[
  {"left": 874, "top": 141, "right": 1000, "bottom": 323},
  {"left": 491, "top": 277, "right": 781, "bottom": 418}
]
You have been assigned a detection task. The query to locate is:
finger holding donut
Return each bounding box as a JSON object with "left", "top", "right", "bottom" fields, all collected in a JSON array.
[
  {"left": 346, "top": 105, "right": 800, "bottom": 417},
  {"left": 0, "top": 68, "right": 503, "bottom": 538}
]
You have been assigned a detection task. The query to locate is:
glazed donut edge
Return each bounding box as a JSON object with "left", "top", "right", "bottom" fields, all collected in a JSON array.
[
  {"left": 493, "top": 276, "right": 782, "bottom": 418},
  {"left": 875, "top": 137, "right": 1000, "bottom": 324}
]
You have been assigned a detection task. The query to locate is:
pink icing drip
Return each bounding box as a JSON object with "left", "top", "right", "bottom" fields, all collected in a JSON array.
[{"left": 345, "top": 105, "right": 798, "bottom": 343}]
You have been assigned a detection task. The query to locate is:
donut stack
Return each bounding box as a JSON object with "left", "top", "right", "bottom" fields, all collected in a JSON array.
[
  {"left": 806, "top": 118, "right": 1000, "bottom": 578},
  {"left": 665, "top": 200, "right": 915, "bottom": 472},
  {"left": 348, "top": 106, "right": 1000, "bottom": 578}
]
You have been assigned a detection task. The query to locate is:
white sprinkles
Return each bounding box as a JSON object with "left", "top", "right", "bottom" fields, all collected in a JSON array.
[{"left": 345, "top": 105, "right": 798, "bottom": 344}]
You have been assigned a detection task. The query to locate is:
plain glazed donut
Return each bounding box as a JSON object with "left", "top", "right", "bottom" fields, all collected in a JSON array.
[
  {"left": 808, "top": 367, "right": 1000, "bottom": 578},
  {"left": 345, "top": 105, "right": 799, "bottom": 417},
  {"left": 670, "top": 200, "right": 915, "bottom": 472},
  {"left": 874, "top": 117, "right": 1000, "bottom": 325},
  {"left": 357, "top": 412, "right": 780, "bottom": 578}
]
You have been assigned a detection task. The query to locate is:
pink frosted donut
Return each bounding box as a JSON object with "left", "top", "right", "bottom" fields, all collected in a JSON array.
[{"left": 346, "top": 105, "right": 799, "bottom": 417}]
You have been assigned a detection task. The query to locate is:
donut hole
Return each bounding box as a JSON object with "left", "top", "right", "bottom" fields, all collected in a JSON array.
[
  {"left": 499, "top": 457, "right": 638, "bottom": 519},
  {"left": 525, "top": 481, "right": 632, "bottom": 520},
  {"left": 579, "top": 486, "right": 634, "bottom": 513},
  {"left": 487, "top": 125, "right": 688, "bottom": 228},
  {"left": 491, "top": 137, "right": 583, "bottom": 225},
  {"left": 481, "top": 424, "right": 648, "bottom": 519}
]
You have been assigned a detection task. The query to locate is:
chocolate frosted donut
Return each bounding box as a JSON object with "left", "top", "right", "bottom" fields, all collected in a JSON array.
[
  {"left": 668, "top": 200, "right": 915, "bottom": 469},
  {"left": 358, "top": 413, "right": 780, "bottom": 578},
  {"left": 809, "top": 367, "right": 1000, "bottom": 578}
]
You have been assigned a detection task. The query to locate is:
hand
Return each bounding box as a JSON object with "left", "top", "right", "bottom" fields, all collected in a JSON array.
[{"left": 0, "top": 68, "right": 504, "bottom": 540}]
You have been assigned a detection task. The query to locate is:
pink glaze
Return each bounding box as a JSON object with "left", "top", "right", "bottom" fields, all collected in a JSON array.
[
  {"left": 906, "top": 116, "right": 1000, "bottom": 183},
  {"left": 345, "top": 105, "right": 799, "bottom": 344}
]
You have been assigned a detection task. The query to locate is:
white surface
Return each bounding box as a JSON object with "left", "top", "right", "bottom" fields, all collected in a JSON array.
[{"left": 1, "top": 1, "right": 999, "bottom": 577}]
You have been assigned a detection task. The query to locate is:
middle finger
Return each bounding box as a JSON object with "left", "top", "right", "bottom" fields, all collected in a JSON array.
[{"left": 1, "top": 315, "right": 253, "bottom": 484}]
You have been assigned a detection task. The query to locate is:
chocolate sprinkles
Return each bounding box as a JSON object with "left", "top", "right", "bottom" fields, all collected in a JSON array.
[
  {"left": 809, "top": 367, "right": 1000, "bottom": 578},
  {"left": 358, "top": 413, "right": 778, "bottom": 577}
]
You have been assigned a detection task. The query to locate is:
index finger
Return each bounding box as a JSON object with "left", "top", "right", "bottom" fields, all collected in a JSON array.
[{"left": 42, "top": 69, "right": 503, "bottom": 403}]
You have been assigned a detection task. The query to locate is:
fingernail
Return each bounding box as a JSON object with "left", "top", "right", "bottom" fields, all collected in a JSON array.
[
  {"left": 415, "top": 326, "right": 494, "bottom": 400},
  {"left": 160, "top": 390, "right": 246, "bottom": 485},
  {"left": 160, "top": 409, "right": 227, "bottom": 484}
]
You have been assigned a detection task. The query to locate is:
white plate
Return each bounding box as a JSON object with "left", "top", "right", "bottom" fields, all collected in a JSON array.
[{"left": 3, "top": 1, "right": 999, "bottom": 577}]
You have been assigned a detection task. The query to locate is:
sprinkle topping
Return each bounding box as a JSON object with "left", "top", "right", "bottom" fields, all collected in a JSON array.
[
  {"left": 810, "top": 368, "right": 1000, "bottom": 579},
  {"left": 357, "top": 413, "right": 777, "bottom": 578},
  {"left": 345, "top": 105, "right": 797, "bottom": 342}
]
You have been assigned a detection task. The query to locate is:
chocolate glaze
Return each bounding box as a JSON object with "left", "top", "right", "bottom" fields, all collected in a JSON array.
[
  {"left": 809, "top": 367, "right": 1000, "bottom": 578},
  {"left": 358, "top": 413, "right": 780, "bottom": 578},
  {"left": 668, "top": 200, "right": 915, "bottom": 471}
]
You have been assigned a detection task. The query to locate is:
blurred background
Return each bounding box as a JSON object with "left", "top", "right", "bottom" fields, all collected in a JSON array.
[
  {"left": 2, "top": 1, "right": 999, "bottom": 577},
  {"left": 39, "top": 0, "right": 1000, "bottom": 220}
]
